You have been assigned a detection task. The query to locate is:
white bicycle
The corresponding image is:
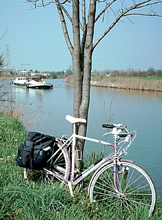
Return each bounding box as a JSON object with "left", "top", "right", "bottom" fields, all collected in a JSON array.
[{"left": 25, "top": 115, "right": 156, "bottom": 218}]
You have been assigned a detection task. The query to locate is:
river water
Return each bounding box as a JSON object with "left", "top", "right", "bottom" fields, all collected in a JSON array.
[{"left": 1, "top": 78, "right": 162, "bottom": 197}]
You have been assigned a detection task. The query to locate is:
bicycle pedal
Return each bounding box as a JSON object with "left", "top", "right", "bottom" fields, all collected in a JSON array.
[
  {"left": 73, "top": 181, "right": 84, "bottom": 192},
  {"left": 74, "top": 168, "right": 80, "bottom": 174},
  {"left": 78, "top": 181, "right": 84, "bottom": 192}
]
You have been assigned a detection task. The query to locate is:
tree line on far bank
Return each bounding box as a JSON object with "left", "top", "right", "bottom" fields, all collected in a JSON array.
[
  {"left": 1, "top": 67, "right": 162, "bottom": 79},
  {"left": 51, "top": 67, "right": 162, "bottom": 79},
  {"left": 50, "top": 66, "right": 73, "bottom": 78},
  {"left": 52, "top": 67, "right": 162, "bottom": 79},
  {"left": 93, "top": 68, "right": 162, "bottom": 78}
]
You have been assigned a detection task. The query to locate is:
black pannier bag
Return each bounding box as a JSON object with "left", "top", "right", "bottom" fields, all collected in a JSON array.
[{"left": 16, "top": 132, "right": 56, "bottom": 170}]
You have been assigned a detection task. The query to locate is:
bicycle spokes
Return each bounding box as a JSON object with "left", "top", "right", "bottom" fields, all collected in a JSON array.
[{"left": 89, "top": 162, "right": 156, "bottom": 218}]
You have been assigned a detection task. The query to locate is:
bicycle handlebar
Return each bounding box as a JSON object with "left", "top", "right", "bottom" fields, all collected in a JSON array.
[
  {"left": 102, "top": 123, "right": 128, "bottom": 131},
  {"left": 102, "top": 123, "right": 134, "bottom": 138},
  {"left": 118, "top": 132, "right": 133, "bottom": 137},
  {"left": 102, "top": 124, "right": 115, "bottom": 129}
]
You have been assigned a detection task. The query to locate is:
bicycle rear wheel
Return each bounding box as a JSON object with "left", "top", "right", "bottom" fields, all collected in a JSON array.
[
  {"left": 89, "top": 162, "right": 156, "bottom": 218},
  {"left": 44, "top": 143, "right": 70, "bottom": 183}
]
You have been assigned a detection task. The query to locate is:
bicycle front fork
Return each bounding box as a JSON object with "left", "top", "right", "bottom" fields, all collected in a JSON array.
[{"left": 114, "top": 163, "right": 129, "bottom": 195}]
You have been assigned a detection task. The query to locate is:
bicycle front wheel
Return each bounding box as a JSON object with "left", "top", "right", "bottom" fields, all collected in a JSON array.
[{"left": 89, "top": 162, "right": 156, "bottom": 218}]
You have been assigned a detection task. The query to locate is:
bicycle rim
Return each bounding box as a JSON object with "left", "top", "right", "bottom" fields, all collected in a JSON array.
[{"left": 89, "top": 162, "right": 156, "bottom": 218}]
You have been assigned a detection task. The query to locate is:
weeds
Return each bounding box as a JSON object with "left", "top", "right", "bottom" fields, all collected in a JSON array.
[
  {"left": 0, "top": 84, "right": 50, "bottom": 130},
  {"left": 64, "top": 74, "right": 162, "bottom": 91},
  {"left": 21, "top": 103, "right": 51, "bottom": 129},
  {"left": 90, "top": 77, "right": 162, "bottom": 91}
]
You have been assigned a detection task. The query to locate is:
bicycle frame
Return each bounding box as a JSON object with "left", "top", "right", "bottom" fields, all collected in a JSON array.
[
  {"left": 44, "top": 115, "right": 135, "bottom": 197},
  {"left": 22, "top": 115, "right": 155, "bottom": 218}
]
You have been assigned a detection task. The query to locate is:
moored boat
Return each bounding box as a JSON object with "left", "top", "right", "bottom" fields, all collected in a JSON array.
[
  {"left": 11, "top": 76, "right": 53, "bottom": 89},
  {"left": 11, "top": 77, "right": 28, "bottom": 86}
]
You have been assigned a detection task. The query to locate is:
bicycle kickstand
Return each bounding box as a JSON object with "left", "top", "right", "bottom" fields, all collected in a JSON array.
[{"left": 68, "top": 181, "right": 74, "bottom": 197}]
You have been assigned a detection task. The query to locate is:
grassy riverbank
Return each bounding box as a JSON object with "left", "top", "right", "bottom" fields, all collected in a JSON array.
[
  {"left": 64, "top": 75, "right": 162, "bottom": 92},
  {"left": 0, "top": 113, "right": 162, "bottom": 219}
]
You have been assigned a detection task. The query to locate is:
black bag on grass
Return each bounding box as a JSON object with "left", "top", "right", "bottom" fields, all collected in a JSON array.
[{"left": 16, "top": 132, "right": 55, "bottom": 170}]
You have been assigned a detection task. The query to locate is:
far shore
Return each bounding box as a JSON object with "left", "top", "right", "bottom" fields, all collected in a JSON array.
[
  {"left": 1, "top": 75, "right": 162, "bottom": 92},
  {"left": 64, "top": 74, "right": 162, "bottom": 92},
  {"left": 0, "top": 76, "right": 15, "bottom": 80}
]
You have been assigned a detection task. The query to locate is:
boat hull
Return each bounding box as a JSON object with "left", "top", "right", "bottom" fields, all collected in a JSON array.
[
  {"left": 26, "top": 83, "right": 53, "bottom": 89},
  {"left": 12, "top": 83, "right": 27, "bottom": 87}
]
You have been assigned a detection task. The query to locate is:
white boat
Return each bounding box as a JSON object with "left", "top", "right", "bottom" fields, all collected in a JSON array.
[
  {"left": 11, "top": 77, "right": 53, "bottom": 89},
  {"left": 26, "top": 79, "right": 53, "bottom": 89},
  {"left": 11, "top": 77, "right": 28, "bottom": 87}
]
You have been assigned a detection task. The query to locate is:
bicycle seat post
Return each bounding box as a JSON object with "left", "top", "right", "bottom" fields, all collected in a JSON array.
[
  {"left": 71, "top": 121, "right": 77, "bottom": 180},
  {"left": 68, "top": 120, "right": 77, "bottom": 197},
  {"left": 65, "top": 115, "right": 86, "bottom": 182}
]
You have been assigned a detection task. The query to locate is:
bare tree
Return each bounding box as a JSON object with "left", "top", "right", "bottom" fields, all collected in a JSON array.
[
  {"left": 26, "top": 0, "right": 162, "bottom": 168},
  {"left": 0, "top": 29, "right": 8, "bottom": 69}
]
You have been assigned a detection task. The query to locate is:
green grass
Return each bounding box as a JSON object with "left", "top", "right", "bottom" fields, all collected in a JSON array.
[
  {"left": 136, "top": 76, "right": 162, "bottom": 80},
  {"left": 0, "top": 113, "right": 28, "bottom": 158},
  {"left": 91, "top": 75, "right": 162, "bottom": 80},
  {"left": 0, "top": 113, "right": 162, "bottom": 219}
]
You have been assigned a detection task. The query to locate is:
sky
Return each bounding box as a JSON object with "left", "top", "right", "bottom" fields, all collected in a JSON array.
[{"left": 1, "top": 0, "right": 162, "bottom": 72}]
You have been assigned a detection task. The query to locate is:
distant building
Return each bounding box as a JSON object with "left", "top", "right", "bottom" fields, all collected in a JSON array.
[
  {"left": 41, "top": 71, "right": 51, "bottom": 77},
  {"left": 19, "top": 70, "right": 29, "bottom": 76},
  {"left": 35, "top": 72, "right": 42, "bottom": 76},
  {"left": 0, "top": 69, "right": 12, "bottom": 76},
  {"left": 29, "top": 70, "right": 36, "bottom": 76}
]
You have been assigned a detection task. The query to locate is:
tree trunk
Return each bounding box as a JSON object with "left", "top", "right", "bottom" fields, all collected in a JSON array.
[
  {"left": 72, "top": 0, "right": 82, "bottom": 119},
  {"left": 74, "top": 0, "right": 96, "bottom": 169},
  {"left": 75, "top": 51, "right": 92, "bottom": 169}
]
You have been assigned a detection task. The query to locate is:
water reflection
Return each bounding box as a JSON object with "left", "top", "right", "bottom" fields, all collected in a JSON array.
[
  {"left": 26, "top": 89, "right": 45, "bottom": 102},
  {"left": 91, "top": 85, "right": 162, "bottom": 99}
]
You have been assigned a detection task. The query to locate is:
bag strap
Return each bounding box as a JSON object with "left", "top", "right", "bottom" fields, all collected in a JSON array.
[
  {"left": 28, "top": 134, "right": 45, "bottom": 169},
  {"left": 29, "top": 142, "right": 35, "bottom": 169}
]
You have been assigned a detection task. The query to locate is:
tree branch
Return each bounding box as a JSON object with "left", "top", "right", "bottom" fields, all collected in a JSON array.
[
  {"left": 58, "top": 0, "right": 84, "bottom": 32},
  {"left": 125, "top": 13, "right": 162, "bottom": 17},
  {"left": 55, "top": 0, "right": 74, "bottom": 55},
  {"left": 93, "top": 10, "right": 123, "bottom": 49},
  {"left": 93, "top": 0, "right": 162, "bottom": 50},
  {"left": 0, "top": 29, "right": 8, "bottom": 41},
  {"left": 56, "top": 1, "right": 73, "bottom": 23},
  {"left": 95, "top": 0, "right": 117, "bottom": 22},
  {"left": 25, "top": 0, "right": 54, "bottom": 8},
  {"left": 82, "top": 0, "right": 86, "bottom": 30},
  {"left": 80, "top": 0, "right": 87, "bottom": 71},
  {"left": 134, "top": 1, "right": 162, "bottom": 9}
]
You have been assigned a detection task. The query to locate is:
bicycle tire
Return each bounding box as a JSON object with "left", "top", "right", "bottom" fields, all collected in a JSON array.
[
  {"left": 89, "top": 162, "right": 156, "bottom": 218},
  {"left": 45, "top": 144, "right": 70, "bottom": 183}
]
